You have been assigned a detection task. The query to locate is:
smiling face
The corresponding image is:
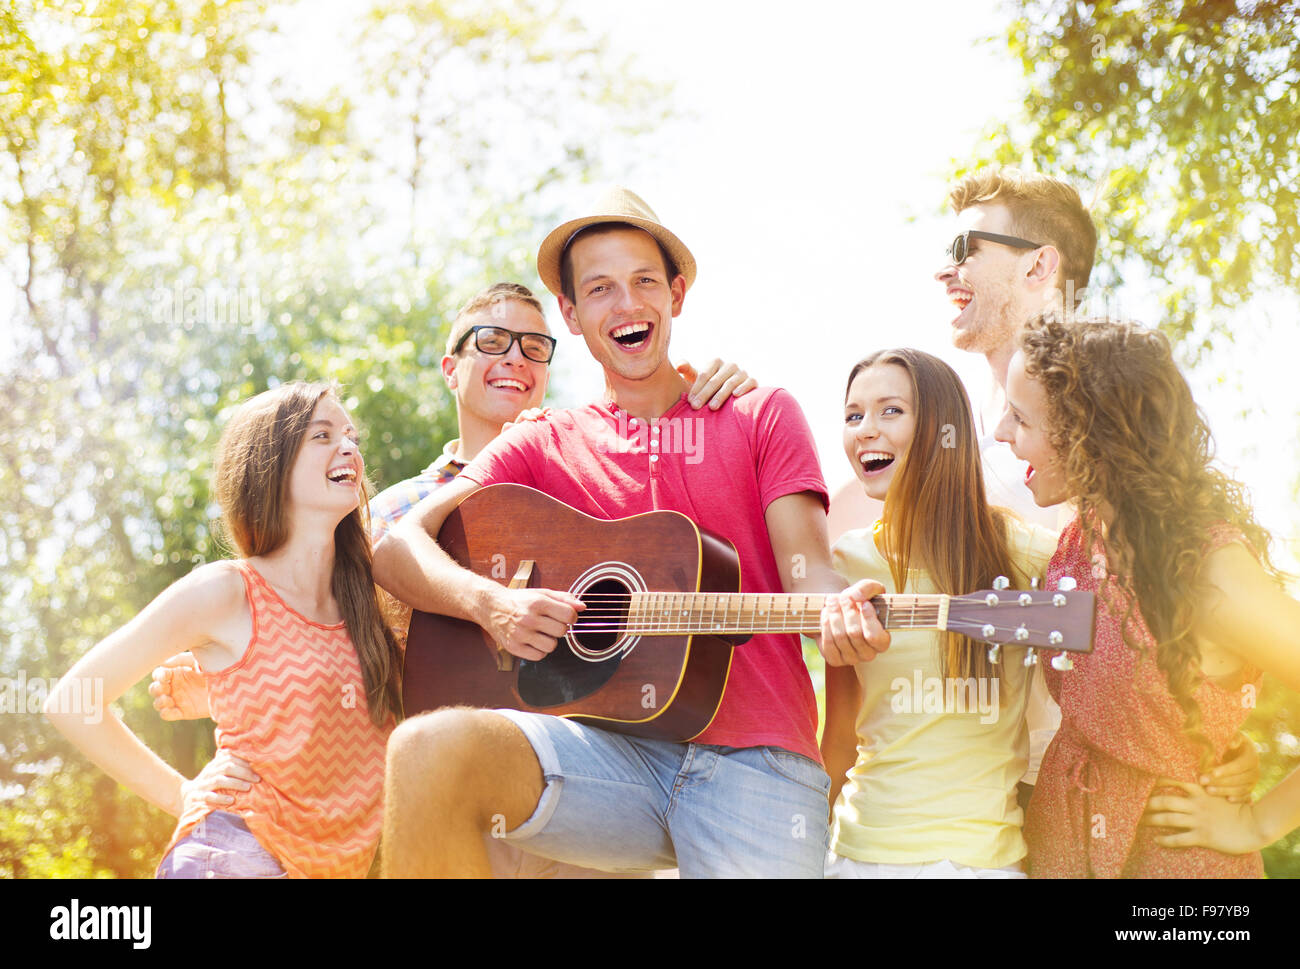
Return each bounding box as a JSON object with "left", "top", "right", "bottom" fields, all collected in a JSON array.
[
  {"left": 287, "top": 394, "right": 365, "bottom": 519},
  {"left": 442, "top": 299, "right": 551, "bottom": 428},
  {"left": 557, "top": 226, "right": 685, "bottom": 387},
  {"left": 934, "top": 202, "right": 1041, "bottom": 357},
  {"left": 994, "top": 351, "right": 1069, "bottom": 506},
  {"left": 843, "top": 363, "right": 917, "bottom": 502}
]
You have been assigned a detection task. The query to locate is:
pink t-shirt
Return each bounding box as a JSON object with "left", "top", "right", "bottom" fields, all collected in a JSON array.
[{"left": 459, "top": 388, "right": 828, "bottom": 762}]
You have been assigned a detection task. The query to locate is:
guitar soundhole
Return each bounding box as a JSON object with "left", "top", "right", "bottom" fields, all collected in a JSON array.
[
  {"left": 517, "top": 564, "right": 645, "bottom": 708},
  {"left": 570, "top": 577, "right": 629, "bottom": 656}
]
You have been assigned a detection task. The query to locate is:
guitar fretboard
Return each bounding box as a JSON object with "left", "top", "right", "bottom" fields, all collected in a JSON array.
[{"left": 574, "top": 592, "right": 951, "bottom": 636}]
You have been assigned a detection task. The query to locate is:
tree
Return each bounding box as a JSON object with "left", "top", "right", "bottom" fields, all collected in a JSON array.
[
  {"left": 1, "top": 0, "right": 665, "bottom": 877},
  {"left": 962, "top": 0, "right": 1299, "bottom": 352}
]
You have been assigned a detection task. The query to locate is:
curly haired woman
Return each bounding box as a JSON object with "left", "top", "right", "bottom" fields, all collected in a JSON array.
[{"left": 994, "top": 314, "right": 1300, "bottom": 877}]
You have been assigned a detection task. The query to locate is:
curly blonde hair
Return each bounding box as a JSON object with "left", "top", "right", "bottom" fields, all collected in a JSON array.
[{"left": 1018, "top": 314, "right": 1275, "bottom": 763}]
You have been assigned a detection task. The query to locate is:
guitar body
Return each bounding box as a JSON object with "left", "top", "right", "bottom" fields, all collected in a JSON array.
[{"left": 403, "top": 484, "right": 747, "bottom": 742}]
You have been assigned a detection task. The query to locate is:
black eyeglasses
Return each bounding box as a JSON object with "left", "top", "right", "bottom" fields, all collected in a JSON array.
[
  {"left": 947, "top": 230, "right": 1044, "bottom": 265},
  {"left": 452, "top": 325, "right": 557, "bottom": 364}
]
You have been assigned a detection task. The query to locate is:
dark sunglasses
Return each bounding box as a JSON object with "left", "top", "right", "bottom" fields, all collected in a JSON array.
[
  {"left": 947, "top": 230, "right": 1044, "bottom": 265},
  {"left": 452, "top": 325, "right": 556, "bottom": 364}
]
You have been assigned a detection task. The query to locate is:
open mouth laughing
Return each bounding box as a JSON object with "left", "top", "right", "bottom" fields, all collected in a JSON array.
[
  {"left": 327, "top": 464, "right": 358, "bottom": 485},
  {"left": 858, "top": 450, "right": 896, "bottom": 476},
  {"left": 610, "top": 321, "right": 652, "bottom": 349}
]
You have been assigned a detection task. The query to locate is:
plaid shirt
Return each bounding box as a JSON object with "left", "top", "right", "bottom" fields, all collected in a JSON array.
[{"left": 368, "top": 441, "right": 467, "bottom": 546}]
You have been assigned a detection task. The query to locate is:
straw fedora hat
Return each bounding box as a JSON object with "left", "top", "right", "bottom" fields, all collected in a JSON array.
[{"left": 536, "top": 186, "right": 696, "bottom": 297}]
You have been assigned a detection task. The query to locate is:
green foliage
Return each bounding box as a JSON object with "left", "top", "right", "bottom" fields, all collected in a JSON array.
[
  {"left": 1245, "top": 675, "right": 1300, "bottom": 876},
  {"left": 963, "top": 0, "right": 1299, "bottom": 353},
  {"left": 2, "top": 0, "right": 663, "bottom": 878}
]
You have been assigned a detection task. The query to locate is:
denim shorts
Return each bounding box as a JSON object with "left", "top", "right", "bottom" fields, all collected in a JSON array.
[
  {"left": 156, "top": 811, "right": 287, "bottom": 879},
  {"left": 493, "top": 710, "right": 831, "bottom": 878}
]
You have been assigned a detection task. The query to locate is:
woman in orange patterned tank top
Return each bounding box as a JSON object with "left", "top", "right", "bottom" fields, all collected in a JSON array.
[
  {"left": 45, "top": 382, "right": 402, "bottom": 877},
  {"left": 994, "top": 314, "right": 1300, "bottom": 877}
]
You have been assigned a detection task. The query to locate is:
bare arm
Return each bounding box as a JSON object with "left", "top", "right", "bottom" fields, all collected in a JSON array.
[
  {"left": 763, "top": 491, "right": 889, "bottom": 666},
  {"left": 372, "top": 476, "right": 584, "bottom": 661},
  {"left": 44, "top": 563, "right": 248, "bottom": 816},
  {"left": 1141, "top": 543, "right": 1300, "bottom": 850},
  {"left": 1196, "top": 542, "right": 1300, "bottom": 691},
  {"left": 821, "top": 664, "right": 863, "bottom": 817}
]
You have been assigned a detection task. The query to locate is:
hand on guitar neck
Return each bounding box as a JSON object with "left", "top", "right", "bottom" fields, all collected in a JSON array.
[
  {"left": 818, "top": 579, "right": 891, "bottom": 667},
  {"left": 760, "top": 490, "right": 890, "bottom": 668}
]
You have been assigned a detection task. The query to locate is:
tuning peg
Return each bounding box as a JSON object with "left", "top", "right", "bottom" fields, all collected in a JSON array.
[
  {"left": 1031, "top": 577, "right": 1039, "bottom": 590},
  {"left": 1049, "top": 631, "right": 1064, "bottom": 646},
  {"left": 1014, "top": 625, "right": 1030, "bottom": 642},
  {"left": 1023, "top": 648, "right": 1038, "bottom": 666},
  {"left": 982, "top": 624, "right": 997, "bottom": 639},
  {"left": 1053, "top": 593, "right": 1067, "bottom": 607},
  {"left": 992, "top": 575, "right": 1011, "bottom": 590},
  {"left": 1056, "top": 576, "right": 1078, "bottom": 592},
  {"left": 985, "top": 592, "right": 1000, "bottom": 607},
  {"left": 987, "top": 643, "right": 1002, "bottom": 664},
  {"left": 1018, "top": 592, "right": 1033, "bottom": 606},
  {"left": 1051, "top": 652, "right": 1074, "bottom": 671}
]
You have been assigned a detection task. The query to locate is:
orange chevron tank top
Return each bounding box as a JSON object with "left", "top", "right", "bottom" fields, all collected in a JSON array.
[{"left": 168, "top": 560, "right": 392, "bottom": 878}]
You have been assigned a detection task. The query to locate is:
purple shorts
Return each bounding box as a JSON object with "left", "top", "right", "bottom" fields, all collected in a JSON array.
[{"left": 157, "top": 811, "right": 287, "bottom": 879}]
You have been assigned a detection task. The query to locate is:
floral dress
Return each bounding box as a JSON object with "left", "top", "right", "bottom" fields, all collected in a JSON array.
[{"left": 1025, "top": 516, "right": 1263, "bottom": 878}]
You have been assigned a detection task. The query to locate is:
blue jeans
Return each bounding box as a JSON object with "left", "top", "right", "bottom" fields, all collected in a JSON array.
[
  {"left": 493, "top": 710, "right": 830, "bottom": 878},
  {"left": 156, "top": 811, "right": 287, "bottom": 879}
]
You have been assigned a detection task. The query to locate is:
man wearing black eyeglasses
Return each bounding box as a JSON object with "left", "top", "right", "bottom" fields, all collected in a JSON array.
[
  {"left": 151, "top": 277, "right": 755, "bottom": 878},
  {"left": 367, "top": 281, "right": 756, "bottom": 546}
]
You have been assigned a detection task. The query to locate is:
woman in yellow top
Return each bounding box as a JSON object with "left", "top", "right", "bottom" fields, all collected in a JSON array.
[
  {"left": 821, "top": 348, "right": 1056, "bottom": 877},
  {"left": 821, "top": 348, "right": 1258, "bottom": 878}
]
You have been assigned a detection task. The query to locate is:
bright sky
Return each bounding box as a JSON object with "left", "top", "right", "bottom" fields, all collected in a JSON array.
[{"left": 8, "top": 0, "right": 1296, "bottom": 570}]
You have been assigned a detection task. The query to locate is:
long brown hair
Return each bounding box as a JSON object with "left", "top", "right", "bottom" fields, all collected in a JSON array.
[
  {"left": 1019, "top": 314, "right": 1276, "bottom": 761},
  {"left": 213, "top": 382, "right": 402, "bottom": 727},
  {"left": 846, "top": 349, "right": 1022, "bottom": 681}
]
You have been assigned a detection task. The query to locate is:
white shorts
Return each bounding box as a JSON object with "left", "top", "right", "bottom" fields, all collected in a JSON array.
[{"left": 825, "top": 851, "right": 1026, "bottom": 879}]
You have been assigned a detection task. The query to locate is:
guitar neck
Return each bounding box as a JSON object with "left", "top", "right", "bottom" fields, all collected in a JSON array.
[{"left": 595, "top": 592, "right": 949, "bottom": 636}]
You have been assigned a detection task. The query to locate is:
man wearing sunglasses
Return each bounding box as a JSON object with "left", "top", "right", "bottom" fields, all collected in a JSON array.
[
  {"left": 937, "top": 169, "right": 1097, "bottom": 381},
  {"left": 937, "top": 169, "right": 1098, "bottom": 530},
  {"left": 935, "top": 169, "right": 1095, "bottom": 816}
]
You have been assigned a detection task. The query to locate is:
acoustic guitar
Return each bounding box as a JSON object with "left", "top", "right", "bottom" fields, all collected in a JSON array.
[{"left": 403, "top": 484, "right": 1095, "bottom": 742}]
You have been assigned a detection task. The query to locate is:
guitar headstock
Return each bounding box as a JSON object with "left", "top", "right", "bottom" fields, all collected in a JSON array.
[{"left": 947, "top": 577, "right": 1095, "bottom": 661}]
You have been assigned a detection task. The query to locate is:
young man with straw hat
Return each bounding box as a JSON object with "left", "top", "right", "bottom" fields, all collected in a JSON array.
[
  {"left": 150, "top": 277, "right": 755, "bottom": 878},
  {"left": 373, "top": 187, "right": 890, "bottom": 878}
]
